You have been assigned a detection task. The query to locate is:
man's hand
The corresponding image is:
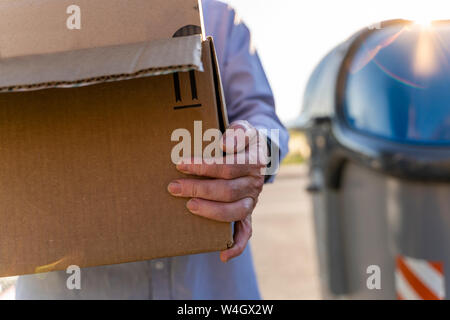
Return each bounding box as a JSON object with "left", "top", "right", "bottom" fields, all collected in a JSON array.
[{"left": 167, "top": 121, "right": 268, "bottom": 263}]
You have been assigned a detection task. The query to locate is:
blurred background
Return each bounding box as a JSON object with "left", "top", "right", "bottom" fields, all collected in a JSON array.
[
  {"left": 228, "top": 0, "right": 450, "bottom": 124},
  {"left": 1, "top": 0, "right": 450, "bottom": 300},
  {"left": 224, "top": 0, "right": 450, "bottom": 299}
]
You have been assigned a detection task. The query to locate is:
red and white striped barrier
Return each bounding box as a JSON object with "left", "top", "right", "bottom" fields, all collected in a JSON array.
[{"left": 396, "top": 256, "right": 445, "bottom": 300}]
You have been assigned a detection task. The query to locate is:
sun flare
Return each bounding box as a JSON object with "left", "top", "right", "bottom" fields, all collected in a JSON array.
[{"left": 415, "top": 18, "right": 433, "bottom": 28}]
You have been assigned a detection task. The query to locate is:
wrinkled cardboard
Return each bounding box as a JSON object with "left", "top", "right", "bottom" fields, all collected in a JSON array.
[
  {"left": 0, "top": 35, "right": 204, "bottom": 90},
  {"left": 0, "top": 0, "right": 231, "bottom": 277}
]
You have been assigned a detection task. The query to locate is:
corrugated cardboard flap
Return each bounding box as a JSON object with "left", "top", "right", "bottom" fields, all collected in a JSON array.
[{"left": 0, "top": 35, "right": 203, "bottom": 92}]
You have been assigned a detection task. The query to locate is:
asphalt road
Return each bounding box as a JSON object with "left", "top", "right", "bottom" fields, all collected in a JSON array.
[
  {"left": 0, "top": 164, "right": 321, "bottom": 300},
  {"left": 251, "top": 164, "right": 321, "bottom": 300}
]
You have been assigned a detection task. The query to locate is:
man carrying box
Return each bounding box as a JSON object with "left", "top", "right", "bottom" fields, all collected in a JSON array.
[{"left": 15, "top": 0, "right": 288, "bottom": 300}]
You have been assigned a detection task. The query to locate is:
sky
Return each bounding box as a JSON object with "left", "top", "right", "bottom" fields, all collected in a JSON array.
[{"left": 225, "top": 0, "right": 450, "bottom": 124}]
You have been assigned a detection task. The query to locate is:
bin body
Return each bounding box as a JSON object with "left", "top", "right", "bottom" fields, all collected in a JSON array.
[
  {"left": 301, "top": 20, "right": 450, "bottom": 300},
  {"left": 327, "top": 162, "right": 449, "bottom": 299}
]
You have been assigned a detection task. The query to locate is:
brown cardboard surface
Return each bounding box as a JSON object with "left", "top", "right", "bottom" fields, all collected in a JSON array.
[
  {"left": 0, "top": 0, "right": 201, "bottom": 59},
  {"left": 0, "top": 38, "right": 232, "bottom": 277}
]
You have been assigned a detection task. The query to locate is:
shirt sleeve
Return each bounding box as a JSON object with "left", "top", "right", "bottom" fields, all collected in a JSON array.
[{"left": 219, "top": 8, "right": 290, "bottom": 180}]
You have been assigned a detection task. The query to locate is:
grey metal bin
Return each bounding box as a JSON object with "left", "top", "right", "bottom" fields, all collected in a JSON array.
[{"left": 294, "top": 20, "right": 450, "bottom": 300}]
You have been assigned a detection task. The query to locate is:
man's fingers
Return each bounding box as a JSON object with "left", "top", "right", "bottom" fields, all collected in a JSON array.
[
  {"left": 177, "top": 161, "right": 262, "bottom": 180},
  {"left": 222, "top": 120, "right": 258, "bottom": 154},
  {"left": 220, "top": 217, "right": 253, "bottom": 263},
  {"left": 168, "top": 177, "right": 264, "bottom": 202},
  {"left": 185, "top": 197, "right": 255, "bottom": 222}
]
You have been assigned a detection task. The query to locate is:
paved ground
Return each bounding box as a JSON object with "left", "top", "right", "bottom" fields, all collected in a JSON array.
[
  {"left": 251, "top": 164, "right": 321, "bottom": 300},
  {"left": 0, "top": 164, "right": 321, "bottom": 300}
]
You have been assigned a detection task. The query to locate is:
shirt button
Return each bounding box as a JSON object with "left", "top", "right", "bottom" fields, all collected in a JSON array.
[{"left": 154, "top": 261, "right": 165, "bottom": 270}]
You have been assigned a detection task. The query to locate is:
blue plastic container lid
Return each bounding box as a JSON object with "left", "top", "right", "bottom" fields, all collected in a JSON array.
[{"left": 344, "top": 23, "right": 450, "bottom": 145}]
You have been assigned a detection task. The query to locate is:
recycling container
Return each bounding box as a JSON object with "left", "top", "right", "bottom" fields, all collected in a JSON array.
[{"left": 296, "top": 20, "right": 450, "bottom": 300}]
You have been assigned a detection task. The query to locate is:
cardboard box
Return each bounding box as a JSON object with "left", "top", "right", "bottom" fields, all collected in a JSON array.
[{"left": 0, "top": 0, "right": 232, "bottom": 277}]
